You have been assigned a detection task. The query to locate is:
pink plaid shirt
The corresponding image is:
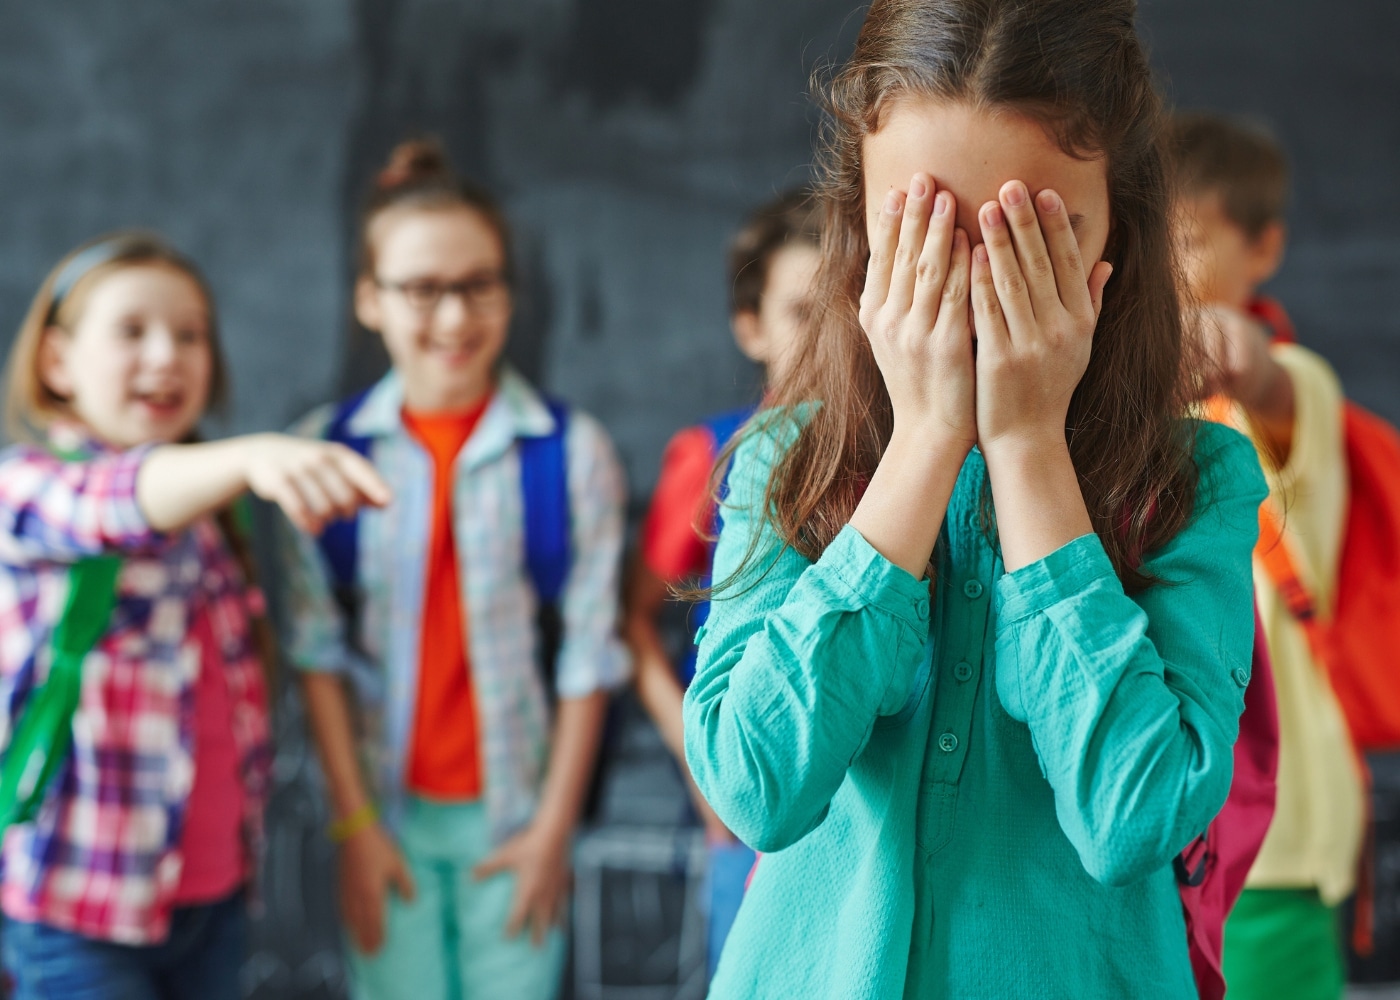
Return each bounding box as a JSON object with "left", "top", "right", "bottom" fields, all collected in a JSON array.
[{"left": 0, "top": 428, "right": 271, "bottom": 944}]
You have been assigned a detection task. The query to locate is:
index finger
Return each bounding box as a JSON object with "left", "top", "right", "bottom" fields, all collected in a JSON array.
[{"left": 1033, "top": 189, "right": 1091, "bottom": 317}]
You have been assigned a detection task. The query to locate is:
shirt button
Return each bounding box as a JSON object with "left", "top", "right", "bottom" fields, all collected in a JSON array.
[
  {"left": 962, "top": 580, "right": 984, "bottom": 600},
  {"left": 968, "top": 512, "right": 980, "bottom": 530},
  {"left": 953, "top": 661, "right": 973, "bottom": 682},
  {"left": 915, "top": 597, "right": 930, "bottom": 618},
  {"left": 938, "top": 732, "right": 959, "bottom": 753},
  {"left": 1232, "top": 667, "right": 1250, "bottom": 688}
]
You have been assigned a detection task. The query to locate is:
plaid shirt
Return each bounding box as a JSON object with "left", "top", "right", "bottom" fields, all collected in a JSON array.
[
  {"left": 0, "top": 427, "right": 272, "bottom": 945},
  {"left": 282, "top": 368, "right": 630, "bottom": 843}
]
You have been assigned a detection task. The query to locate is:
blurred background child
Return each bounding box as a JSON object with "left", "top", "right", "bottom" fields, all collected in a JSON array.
[
  {"left": 0, "top": 233, "right": 388, "bottom": 1000},
  {"left": 283, "top": 138, "right": 629, "bottom": 1000},
  {"left": 1170, "top": 111, "right": 1365, "bottom": 1000},
  {"left": 624, "top": 189, "right": 820, "bottom": 974}
]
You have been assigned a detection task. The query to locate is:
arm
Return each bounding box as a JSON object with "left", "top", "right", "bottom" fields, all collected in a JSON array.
[
  {"left": 624, "top": 558, "right": 731, "bottom": 836},
  {"left": 472, "top": 411, "right": 630, "bottom": 943},
  {"left": 993, "top": 427, "right": 1266, "bottom": 885},
  {"left": 682, "top": 426, "right": 936, "bottom": 852},
  {"left": 139, "top": 434, "right": 390, "bottom": 534},
  {"left": 685, "top": 175, "right": 977, "bottom": 852},
  {"left": 625, "top": 560, "right": 688, "bottom": 760},
  {"left": 1192, "top": 304, "right": 1297, "bottom": 466},
  {"left": 972, "top": 181, "right": 1265, "bottom": 884}
]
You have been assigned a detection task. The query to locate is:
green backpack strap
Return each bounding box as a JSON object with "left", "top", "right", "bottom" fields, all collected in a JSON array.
[{"left": 0, "top": 447, "right": 124, "bottom": 831}]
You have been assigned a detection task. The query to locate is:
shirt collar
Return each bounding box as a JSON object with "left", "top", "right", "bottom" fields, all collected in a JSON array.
[{"left": 346, "top": 364, "right": 559, "bottom": 469}]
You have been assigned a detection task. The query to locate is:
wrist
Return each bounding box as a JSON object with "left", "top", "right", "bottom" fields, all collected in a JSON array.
[
  {"left": 980, "top": 428, "right": 1069, "bottom": 471},
  {"left": 887, "top": 422, "right": 975, "bottom": 465}
]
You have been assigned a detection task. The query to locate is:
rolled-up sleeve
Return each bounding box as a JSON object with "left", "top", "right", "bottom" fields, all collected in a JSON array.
[
  {"left": 684, "top": 417, "right": 932, "bottom": 853},
  {"left": 552, "top": 412, "right": 630, "bottom": 699},
  {"left": 0, "top": 446, "right": 159, "bottom": 566},
  {"left": 993, "top": 422, "right": 1268, "bottom": 886}
]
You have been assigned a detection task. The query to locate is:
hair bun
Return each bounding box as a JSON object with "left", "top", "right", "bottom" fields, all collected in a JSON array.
[{"left": 376, "top": 137, "right": 454, "bottom": 192}]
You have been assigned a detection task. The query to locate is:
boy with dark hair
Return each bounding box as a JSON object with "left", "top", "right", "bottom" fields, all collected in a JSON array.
[
  {"left": 624, "top": 189, "right": 821, "bottom": 976},
  {"left": 1170, "top": 111, "right": 1364, "bottom": 1000}
]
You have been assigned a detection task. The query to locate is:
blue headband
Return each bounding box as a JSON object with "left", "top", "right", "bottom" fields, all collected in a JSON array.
[{"left": 44, "top": 237, "right": 151, "bottom": 325}]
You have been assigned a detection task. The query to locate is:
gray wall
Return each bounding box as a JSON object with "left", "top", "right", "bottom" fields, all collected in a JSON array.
[{"left": 0, "top": 1, "right": 1397, "bottom": 997}]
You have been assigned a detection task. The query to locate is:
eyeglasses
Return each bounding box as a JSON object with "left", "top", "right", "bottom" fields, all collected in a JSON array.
[{"left": 375, "top": 271, "right": 510, "bottom": 315}]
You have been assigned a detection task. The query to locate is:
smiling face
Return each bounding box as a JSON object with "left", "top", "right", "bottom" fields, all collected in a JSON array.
[
  {"left": 39, "top": 264, "right": 213, "bottom": 448},
  {"left": 356, "top": 204, "right": 512, "bottom": 413},
  {"left": 862, "top": 97, "right": 1112, "bottom": 332}
]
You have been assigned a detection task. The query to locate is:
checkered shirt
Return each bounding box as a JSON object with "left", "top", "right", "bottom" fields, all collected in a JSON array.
[{"left": 0, "top": 428, "right": 272, "bottom": 944}]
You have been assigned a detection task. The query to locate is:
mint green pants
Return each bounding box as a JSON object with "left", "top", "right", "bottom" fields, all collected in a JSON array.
[{"left": 346, "top": 798, "right": 566, "bottom": 1000}]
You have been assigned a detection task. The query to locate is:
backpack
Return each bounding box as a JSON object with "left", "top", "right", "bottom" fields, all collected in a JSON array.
[
  {"left": 1176, "top": 607, "right": 1280, "bottom": 1000},
  {"left": 0, "top": 554, "right": 121, "bottom": 832},
  {"left": 317, "top": 388, "right": 573, "bottom": 694},
  {"left": 1247, "top": 296, "right": 1400, "bottom": 751}
]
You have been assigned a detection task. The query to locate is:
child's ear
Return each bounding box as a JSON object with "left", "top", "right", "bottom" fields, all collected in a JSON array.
[
  {"left": 354, "top": 275, "right": 383, "bottom": 332},
  {"left": 1247, "top": 221, "right": 1287, "bottom": 286},
  {"left": 731, "top": 310, "right": 767, "bottom": 364},
  {"left": 36, "top": 326, "right": 74, "bottom": 400}
]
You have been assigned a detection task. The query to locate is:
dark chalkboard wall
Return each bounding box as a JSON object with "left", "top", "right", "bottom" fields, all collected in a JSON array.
[{"left": 0, "top": 1, "right": 1397, "bottom": 997}]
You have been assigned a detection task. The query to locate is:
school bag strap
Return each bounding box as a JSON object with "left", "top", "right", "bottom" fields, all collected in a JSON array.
[
  {"left": 316, "top": 389, "right": 573, "bottom": 695},
  {"left": 519, "top": 399, "right": 572, "bottom": 695},
  {"left": 0, "top": 450, "right": 124, "bottom": 832}
]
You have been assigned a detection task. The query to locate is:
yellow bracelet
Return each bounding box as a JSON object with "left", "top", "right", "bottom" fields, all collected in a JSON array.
[{"left": 327, "top": 803, "right": 378, "bottom": 844}]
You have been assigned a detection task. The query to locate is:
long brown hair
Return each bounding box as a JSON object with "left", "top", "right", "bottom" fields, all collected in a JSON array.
[
  {"left": 3, "top": 231, "right": 229, "bottom": 443},
  {"left": 739, "top": 0, "right": 1198, "bottom": 593}
]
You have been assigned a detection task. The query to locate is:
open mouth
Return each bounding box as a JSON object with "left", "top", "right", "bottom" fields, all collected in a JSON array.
[{"left": 131, "top": 388, "right": 187, "bottom": 417}]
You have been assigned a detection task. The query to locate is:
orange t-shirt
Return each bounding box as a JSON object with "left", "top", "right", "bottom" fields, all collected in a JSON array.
[{"left": 403, "top": 398, "right": 491, "bottom": 799}]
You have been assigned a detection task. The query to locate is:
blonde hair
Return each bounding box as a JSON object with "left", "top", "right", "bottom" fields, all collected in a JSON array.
[{"left": 3, "top": 232, "right": 228, "bottom": 442}]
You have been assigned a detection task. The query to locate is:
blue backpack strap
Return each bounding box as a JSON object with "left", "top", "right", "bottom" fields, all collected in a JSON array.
[
  {"left": 519, "top": 399, "right": 572, "bottom": 606},
  {"left": 519, "top": 400, "right": 573, "bottom": 697},
  {"left": 316, "top": 388, "right": 374, "bottom": 621}
]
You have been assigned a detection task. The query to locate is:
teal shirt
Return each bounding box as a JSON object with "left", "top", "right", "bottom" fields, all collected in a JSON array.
[{"left": 683, "top": 417, "right": 1267, "bottom": 999}]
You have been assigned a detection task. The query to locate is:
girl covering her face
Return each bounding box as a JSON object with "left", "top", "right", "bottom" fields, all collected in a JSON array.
[{"left": 683, "top": 2, "right": 1267, "bottom": 997}]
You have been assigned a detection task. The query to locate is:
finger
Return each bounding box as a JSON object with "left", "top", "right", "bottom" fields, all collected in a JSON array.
[
  {"left": 935, "top": 227, "right": 972, "bottom": 337},
  {"left": 269, "top": 481, "right": 318, "bottom": 535},
  {"left": 390, "top": 858, "right": 417, "bottom": 903},
  {"left": 885, "top": 174, "right": 935, "bottom": 315},
  {"left": 503, "top": 885, "right": 530, "bottom": 939},
  {"left": 1087, "top": 260, "right": 1113, "bottom": 323},
  {"left": 307, "top": 460, "right": 360, "bottom": 522},
  {"left": 909, "top": 190, "right": 957, "bottom": 333},
  {"left": 978, "top": 201, "right": 1035, "bottom": 341},
  {"left": 363, "top": 892, "right": 385, "bottom": 954},
  {"left": 531, "top": 902, "right": 549, "bottom": 948},
  {"left": 1034, "top": 189, "right": 1091, "bottom": 317},
  {"left": 333, "top": 448, "right": 393, "bottom": 508},
  {"left": 861, "top": 188, "right": 905, "bottom": 321},
  {"left": 472, "top": 847, "right": 511, "bottom": 882},
  {"left": 289, "top": 467, "right": 337, "bottom": 527},
  {"left": 970, "top": 243, "right": 1011, "bottom": 352},
  {"left": 999, "top": 181, "right": 1057, "bottom": 319}
]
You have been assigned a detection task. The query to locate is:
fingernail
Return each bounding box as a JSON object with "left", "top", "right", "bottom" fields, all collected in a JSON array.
[
  {"left": 1037, "top": 189, "right": 1061, "bottom": 213},
  {"left": 910, "top": 176, "right": 927, "bottom": 199},
  {"left": 953, "top": 227, "right": 967, "bottom": 248},
  {"left": 984, "top": 204, "right": 1003, "bottom": 228},
  {"left": 884, "top": 190, "right": 902, "bottom": 214},
  {"left": 974, "top": 244, "right": 989, "bottom": 263},
  {"left": 1003, "top": 183, "right": 1025, "bottom": 207},
  {"left": 933, "top": 192, "right": 950, "bottom": 216}
]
